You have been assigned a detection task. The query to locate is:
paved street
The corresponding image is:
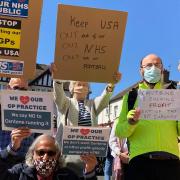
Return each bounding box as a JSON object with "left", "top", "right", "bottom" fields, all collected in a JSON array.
[{"left": 98, "top": 176, "right": 104, "bottom": 180}]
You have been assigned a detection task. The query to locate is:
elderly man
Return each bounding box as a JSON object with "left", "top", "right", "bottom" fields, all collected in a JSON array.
[
  {"left": 0, "top": 134, "right": 97, "bottom": 180},
  {"left": 0, "top": 78, "right": 35, "bottom": 159},
  {"left": 115, "top": 54, "right": 180, "bottom": 180}
]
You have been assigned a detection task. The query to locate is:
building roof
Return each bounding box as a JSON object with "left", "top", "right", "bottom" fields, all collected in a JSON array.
[
  {"left": 28, "top": 63, "right": 70, "bottom": 91},
  {"left": 36, "top": 64, "right": 49, "bottom": 77},
  {"left": 110, "top": 82, "right": 139, "bottom": 103}
]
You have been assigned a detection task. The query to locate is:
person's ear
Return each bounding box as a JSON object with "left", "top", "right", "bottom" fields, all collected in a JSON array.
[
  {"left": 140, "top": 67, "right": 143, "bottom": 77},
  {"left": 161, "top": 67, "right": 164, "bottom": 74}
]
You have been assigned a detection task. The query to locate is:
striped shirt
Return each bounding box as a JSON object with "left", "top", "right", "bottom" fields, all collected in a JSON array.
[{"left": 78, "top": 101, "right": 91, "bottom": 126}]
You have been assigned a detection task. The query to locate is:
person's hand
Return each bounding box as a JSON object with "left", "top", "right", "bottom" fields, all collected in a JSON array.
[
  {"left": 119, "top": 151, "right": 129, "bottom": 164},
  {"left": 113, "top": 71, "right": 122, "bottom": 83},
  {"left": 11, "top": 127, "right": 32, "bottom": 150},
  {"left": 49, "top": 63, "right": 57, "bottom": 78},
  {"left": 80, "top": 154, "right": 97, "bottom": 173},
  {"left": 127, "top": 108, "right": 141, "bottom": 125},
  {"left": 107, "top": 72, "right": 122, "bottom": 92}
]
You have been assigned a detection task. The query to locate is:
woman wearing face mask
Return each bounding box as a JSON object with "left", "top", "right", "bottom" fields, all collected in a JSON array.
[
  {"left": 0, "top": 134, "right": 97, "bottom": 180},
  {"left": 51, "top": 63, "right": 121, "bottom": 177}
]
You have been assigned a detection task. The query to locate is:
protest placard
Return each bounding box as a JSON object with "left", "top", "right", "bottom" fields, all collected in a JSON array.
[
  {"left": 0, "top": 0, "right": 42, "bottom": 78},
  {"left": 54, "top": 4, "right": 127, "bottom": 83},
  {"left": 0, "top": 0, "right": 29, "bottom": 17},
  {"left": 138, "top": 89, "right": 180, "bottom": 120},
  {"left": 1, "top": 90, "right": 54, "bottom": 134},
  {"left": 62, "top": 126, "right": 111, "bottom": 157}
]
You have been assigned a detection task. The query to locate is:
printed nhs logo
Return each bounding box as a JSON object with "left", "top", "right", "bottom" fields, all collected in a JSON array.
[{"left": 0, "top": 60, "right": 24, "bottom": 75}]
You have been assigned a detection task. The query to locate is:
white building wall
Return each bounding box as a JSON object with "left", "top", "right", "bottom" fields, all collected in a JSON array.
[{"left": 98, "top": 98, "right": 123, "bottom": 125}]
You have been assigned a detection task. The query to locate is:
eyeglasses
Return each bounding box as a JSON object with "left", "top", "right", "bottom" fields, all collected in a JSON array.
[
  {"left": 12, "top": 86, "right": 27, "bottom": 91},
  {"left": 35, "top": 149, "right": 57, "bottom": 157},
  {"left": 141, "top": 63, "right": 162, "bottom": 70}
]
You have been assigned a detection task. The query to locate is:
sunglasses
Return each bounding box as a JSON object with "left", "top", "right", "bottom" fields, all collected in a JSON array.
[
  {"left": 35, "top": 149, "right": 57, "bottom": 157},
  {"left": 12, "top": 86, "right": 27, "bottom": 91}
]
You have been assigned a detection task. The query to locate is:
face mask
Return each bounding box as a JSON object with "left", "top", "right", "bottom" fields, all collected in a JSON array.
[
  {"left": 73, "top": 86, "right": 89, "bottom": 95},
  {"left": 143, "top": 66, "right": 161, "bottom": 83},
  {"left": 34, "top": 159, "right": 57, "bottom": 177}
]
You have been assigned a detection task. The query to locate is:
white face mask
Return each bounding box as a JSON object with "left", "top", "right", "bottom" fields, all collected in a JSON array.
[
  {"left": 73, "top": 86, "right": 89, "bottom": 94},
  {"left": 143, "top": 65, "right": 161, "bottom": 83}
]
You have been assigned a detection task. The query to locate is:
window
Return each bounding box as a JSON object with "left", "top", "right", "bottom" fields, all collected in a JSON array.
[
  {"left": 114, "top": 105, "right": 118, "bottom": 118},
  {"left": 105, "top": 107, "right": 109, "bottom": 116}
]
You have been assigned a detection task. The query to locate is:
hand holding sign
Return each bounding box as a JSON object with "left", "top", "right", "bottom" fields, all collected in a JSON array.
[
  {"left": 80, "top": 154, "right": 98, "bottom": 173},
  {"left": 112, "top": 71, "right": 122, "bottom": 84},
  {"left": 127, "top": 108, "right": 141, "bottom": 125},
  {"left": 11, "top": 127, "right": 32, "bottom": 150}
]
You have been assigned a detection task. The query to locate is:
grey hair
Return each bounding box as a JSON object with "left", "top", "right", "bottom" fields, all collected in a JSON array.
[
  {"left": 25, "top": 134, "right": 64, "bottom": 167},
  {"left": 69, "top": 81, "right": 90, "bottom": 94}
]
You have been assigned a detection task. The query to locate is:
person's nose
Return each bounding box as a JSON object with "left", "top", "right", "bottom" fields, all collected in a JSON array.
[{"left": 42, "top": 153, "right": 49, "bottom": 160}]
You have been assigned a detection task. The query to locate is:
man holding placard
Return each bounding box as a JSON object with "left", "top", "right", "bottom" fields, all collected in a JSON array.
[{"left": 115, "top": 54, "right": 180, "bottom": 180}]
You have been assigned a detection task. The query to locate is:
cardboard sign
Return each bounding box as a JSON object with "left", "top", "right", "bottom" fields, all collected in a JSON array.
[
  {"left": 54, "top": 4, "right": 127, "bottom": 83},
  {"left": 1, "top": 90, "right": 54, "bottom": 134},
  {"left": 138, "top": 89, "right": 180, "bottom": 120},
  {"left": 62, "top": 126, "right": 111, "bottom": 157},
  {"left": 0, "top": 0, "right": 42, "bottom": 79}
]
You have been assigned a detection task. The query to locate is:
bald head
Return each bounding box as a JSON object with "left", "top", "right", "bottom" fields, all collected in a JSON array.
[
  {"left": 8, "top": 78, "right": 28, "bottom": 90},
  {"left": 140, "top": 54, "right": 163, "bottom": 67}
]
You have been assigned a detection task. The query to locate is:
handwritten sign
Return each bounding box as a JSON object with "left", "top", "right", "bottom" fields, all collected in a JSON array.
[
  {"left": 0, "top": 0, "right": 29, "bottom": 18},
  {"left": 1, "top": 90, "right": 54, "bottom": 133},
  {"left": 138, "top": 89, "right": 180, "bottom": 120},
  {"left": 62, "top": 126, "right": 111, "bottom": 157},
  {"left": 0, "top": 0, "right": 42, "bottom": 79},
  {"left": 54, "top": 4, "right": 127, "bottom": 83}
]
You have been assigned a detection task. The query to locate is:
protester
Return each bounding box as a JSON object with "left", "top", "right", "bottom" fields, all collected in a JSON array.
[
  {"left": 115, "top": 54, "right": 180, "bottom": 180},
  {"left": 51, "top": 63, "right": 121, "bottom": 177},
  {"left": 109, "top": 119, "right": 129, "bottom": 180},
  {"left": 104, "top": 144, "right": 114, "bottom": 180},
  {"left": 102, "top": 122, "right": 113, "bottom": 180},
  {"left": 0, "top": 134, "right": 97, "bottom": 180},
  {"left": 0, "top": 78, "right": 35, "bottom": 160}
]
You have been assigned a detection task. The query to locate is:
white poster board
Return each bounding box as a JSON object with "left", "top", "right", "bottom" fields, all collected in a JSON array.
[
  {"left": 138, "top": 89, "right": 180, "bottom": 120},
  {"left": 1, "top": 90, "right": 54, "bottom": 133},
  {"left": 62, "top": 126, "right": 111, "bottom": 157}
]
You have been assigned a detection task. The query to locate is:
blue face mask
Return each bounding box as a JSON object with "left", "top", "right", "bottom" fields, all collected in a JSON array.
[{"left": 143, "top": 66, "right": 161, "bottom": 83}]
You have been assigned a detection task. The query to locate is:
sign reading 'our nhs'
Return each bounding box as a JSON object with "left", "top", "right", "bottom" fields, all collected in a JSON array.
[{"left": 0, "top": 0, "right": 29, "bottom": 18}]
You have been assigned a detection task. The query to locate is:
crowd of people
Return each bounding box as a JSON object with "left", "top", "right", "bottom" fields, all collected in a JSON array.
[{"left": 0, "top": 53, "right": 180, "bottom": 180}]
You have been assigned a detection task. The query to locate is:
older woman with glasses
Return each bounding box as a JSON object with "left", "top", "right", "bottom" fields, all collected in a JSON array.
[
  {"left": 51, "top": 63, "right": 121, "bottom": 178},
  {"left": 0, "top": 134, "right": 97, "bottom": 180}
]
